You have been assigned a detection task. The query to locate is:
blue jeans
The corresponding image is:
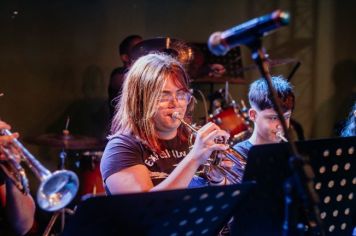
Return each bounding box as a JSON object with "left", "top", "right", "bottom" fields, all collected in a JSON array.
[{"left": 188, "top": 175, "right": 209, "bottom": 188}]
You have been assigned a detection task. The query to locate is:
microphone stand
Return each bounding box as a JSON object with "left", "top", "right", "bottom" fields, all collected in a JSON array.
[{"left": 247, "top": 39, "right": 325, "bottom": 236}]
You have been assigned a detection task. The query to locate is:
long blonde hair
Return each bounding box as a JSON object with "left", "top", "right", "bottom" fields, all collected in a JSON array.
[{"left": 111, "top": 53, "right": 193, "bottom": 151}]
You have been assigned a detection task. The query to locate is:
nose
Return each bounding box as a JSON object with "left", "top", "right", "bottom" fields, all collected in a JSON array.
[{"left": 168, "top": 95, "right": 180, "bottom": 107}]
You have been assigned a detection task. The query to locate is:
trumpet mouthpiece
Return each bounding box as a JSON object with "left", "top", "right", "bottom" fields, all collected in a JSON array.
[
  {"left": 172, "top": 112, "right": 181, "bottom": 120},
  {"left": 276, "top": 131, "right": 288, "bottom": 142}
]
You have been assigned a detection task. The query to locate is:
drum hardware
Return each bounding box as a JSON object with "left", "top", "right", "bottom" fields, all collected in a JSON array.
[
  {"left": 190, "top": 57, "right": 297, "bottom": 84},
  {"left": 28, "top": 132, "right": 106, "bottom": 150},
  {"left": 208, "top": 87, "right": 232, "bottom": 113},
  {"left": 81, "top": 150, "right": 103, "bottom": 170},
  {"left": 231, "top": 128, "right": 253, "bottom": 146},
  {"left": 206, "top": 79, "right": 252, "bottom": 143},
  {"left": 130, "top": 37, "right": 194, "bottom": 65},
  {"left": 235, "top": 57, "right": 299, "bottom": 75},
  {"left": 213, "top": 116, "right": 222, "bottom": 125},
  {"left": 207, "top": 83, "right": 253, "bottom": 144},
  {"left": 27, "top": 116, "right": 105, "bottom": 150},
  {"left": 240, "top": 99, "right": 250, "bottom": 121},
  {"left": 172, "top": 112, "right": 246, "bottom": 184},
  {"left": 42, "top": 128, "right": 80, "bottom": 236},
  {"left": 130, "top": 37, "right": 246, "bottom": 84},
  {"left": 209, "top": 104, "right": 251, "bottom": 141},
  {"left": 190, "top": 88, "right": 209, "bottom": 123},
  {"left": 0, "top": 129, "right": 79, "bottom": 211},
  {"left": 27, "top": 123, "right": 107, "bottom": 235},
  {"left": 28, "top": 130, "right": 106, "bottom": 196},
  {"left": 78, "top": 150, "right": 105, "bottom": 197}
]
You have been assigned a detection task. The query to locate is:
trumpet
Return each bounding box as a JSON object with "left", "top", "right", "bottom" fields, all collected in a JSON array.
[
  {"left": 276, "top": 131, "right": 288, "bottom": 142},
  {"left": 0, "top": 129, "right": 79, "bottom": 212},
  {"left": 172, "top": 112, "right": 247, "bottom": 184}
]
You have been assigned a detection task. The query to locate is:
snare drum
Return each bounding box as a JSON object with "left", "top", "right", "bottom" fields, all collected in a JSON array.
[{"left": 209, "top": 106, "right": 249, "bottom": 137}]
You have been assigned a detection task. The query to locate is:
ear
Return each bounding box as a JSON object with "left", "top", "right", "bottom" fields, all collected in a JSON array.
[
  {"left": 249, "top": 108, "right": 257, "bottom": 122},
  {"left": 121, "top": 54, "right": 130, "bottom": 64}
]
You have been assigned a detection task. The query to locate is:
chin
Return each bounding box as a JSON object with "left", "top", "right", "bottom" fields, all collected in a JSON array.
[
  {"left": 267, "top": 137, "right": 279, "bottom": 143},
  {"left": 273, "top": 138, "right": 282, "bottom": 143},
  {"left": 161, "top": 120, "right": 180, "bottom": 130},
  {"left": 170, "top": 121, "right": 181, "bottom": 130}
]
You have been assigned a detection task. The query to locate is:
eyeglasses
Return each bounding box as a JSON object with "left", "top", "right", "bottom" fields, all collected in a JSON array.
[{"left": 158, "top": 91, "right": 192, "bottom": 104}]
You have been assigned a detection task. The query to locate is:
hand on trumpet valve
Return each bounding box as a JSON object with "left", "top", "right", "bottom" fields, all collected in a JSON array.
[
  {"left": 189, "top": 122, "right": 230, "bottom": 165},
  {"left": 0, "top": 144, "right": 22, "bottom": 163},
  {"left": 213, "top": 135, "right": 227, "bottom": 144},
  {"left": 0, "top": 121, "right": 19, "bottom": 144},
  {"left": 0, "top": 121, "right": 20, "bottom": 160},
  {"left": 202, "top": 152, "right": 235, "bottom": 185},
  {"left": 172, "top": 112, "right": 246, "bottom": 184}
]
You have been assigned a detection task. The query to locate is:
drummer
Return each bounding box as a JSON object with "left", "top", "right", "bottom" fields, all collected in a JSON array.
[
  {"left": 232, "top": 76, "right": 295, "bottom": 163},
  {"left": 108, "top": 35, "right": 143, "bottom": 119}
]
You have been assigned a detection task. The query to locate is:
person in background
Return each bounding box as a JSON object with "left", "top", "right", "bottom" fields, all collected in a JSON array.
[
  {"left": 108, "top": 35, "right": 143, "bottom": 119},
  {"left": 232, "top": 76, "right": 295, "bottom": 161},
  {"left": 340, "top": 102, "right": 356, "bottom": 137}
]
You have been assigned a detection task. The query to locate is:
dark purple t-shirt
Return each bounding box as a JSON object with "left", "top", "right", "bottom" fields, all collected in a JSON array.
[{"left": 100, "top": 134, "right": 190, "bottom": 190}]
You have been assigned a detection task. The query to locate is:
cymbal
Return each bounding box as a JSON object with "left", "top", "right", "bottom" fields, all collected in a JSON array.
[
  {"left": 191, "top": 58, "right": 297, "bottom": 84},
  {"left": 28, "top": 133, "right": 106, "bottom": 150},
  {"left": 191, "top": 77, "right": 246, "bottom": 84},
  {"left": 130, "top": 37, "right": 194, "bottom": 65},
  {"left": 236, "top": 58, "right": 298, "bottom": 74}
]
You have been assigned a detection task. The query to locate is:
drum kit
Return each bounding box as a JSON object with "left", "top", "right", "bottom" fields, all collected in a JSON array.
[{"left": 28, "top": 130, "right": 107, "bottom": 198}]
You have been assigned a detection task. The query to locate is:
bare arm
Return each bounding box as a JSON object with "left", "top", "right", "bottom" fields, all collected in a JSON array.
[
  {"left": 105, "top": 122, "right": 229, "bottom": 194},
  {"left": 0, "top": 180, "right": 35, "bottom": 236},
  {"left": 106, "top": 153, "right": 201, "bottom": 194},
  {"left": 106, "top": 164, "right": 154, "bottom": 193}
]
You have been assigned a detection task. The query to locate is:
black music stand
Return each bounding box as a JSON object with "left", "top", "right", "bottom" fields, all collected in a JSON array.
[
  {"left": 62, "top": 182, "right": 255, "bottom": 236},
  {"left": 232, "top": 136, "right": 355, "bottom": 236}
]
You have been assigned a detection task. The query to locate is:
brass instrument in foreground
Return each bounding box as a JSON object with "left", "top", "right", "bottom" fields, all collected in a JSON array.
[
  {"left": 172, "top": 112, "right": 246, "bottom": 184},
  {"left": 0, "top": 129, "right": 79, "bottom": 212},
  {"left": 276, "top": 131, "right": 288, "bottom": 142}
]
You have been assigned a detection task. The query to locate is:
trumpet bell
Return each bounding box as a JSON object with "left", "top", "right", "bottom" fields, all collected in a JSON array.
[{"left": 37, "top": 170, "right": 79, "bottom": 212}]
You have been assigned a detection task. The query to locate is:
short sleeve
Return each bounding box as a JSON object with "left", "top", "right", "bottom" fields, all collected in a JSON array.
[
  {"left": 232, "top": 140, "right": 253, "bottom": 160},
  {"left": 100, "top": 135, "right": 143, "bottom": 182}
]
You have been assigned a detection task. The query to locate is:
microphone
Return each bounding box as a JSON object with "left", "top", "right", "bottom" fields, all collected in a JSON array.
[{"left": 208, "top": 10, "right": 290, "bottom": 56}]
